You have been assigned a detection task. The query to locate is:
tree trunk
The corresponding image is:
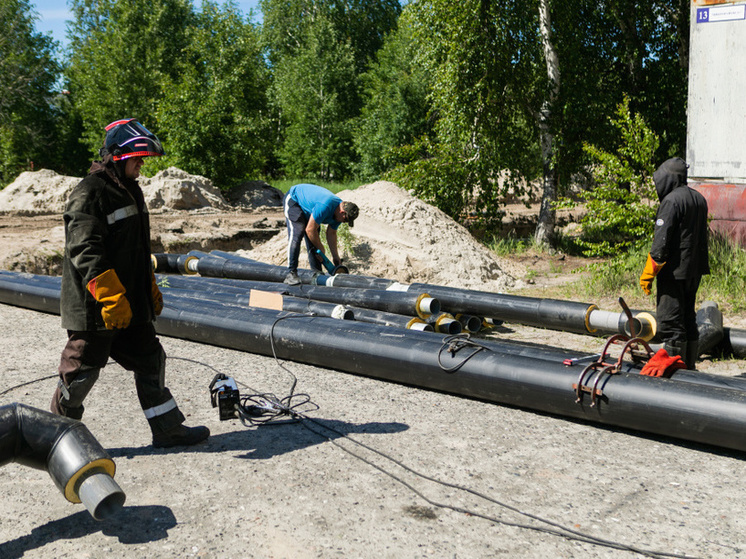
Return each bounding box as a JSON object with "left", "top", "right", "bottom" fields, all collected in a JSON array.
[{"left": 535, "top": 0, "right": 560, "bottom": 247}]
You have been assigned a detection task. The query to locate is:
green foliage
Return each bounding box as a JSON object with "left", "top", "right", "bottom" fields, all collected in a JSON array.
[
  {"left": 65, "top": 0, "right": 194, "bottom": 157},
  {"left": 569, "top": 96, "right": 659, "bottom": 257},
  {"left": 0, "top": 0, "right": 61, "bottom": 186},
  {"left": 155, "top": 1, "right": 270, "bottom": 187},
  {"left": 353, "top": 12, "right": 432, "bottom": 180},
  {"left": 261, "top": 0, "right": 401, "bottom": 181},
  {"left": 700, "top": 233, "right": 746, "bottom": 314},
  {"left": 268, "top": 178, "right": 365, "bottom": 195},
  {"left": 387, "top": 0, "right": 543, "bottom": 224},
  {"left": 273, "top": 15, "right": 358, "bottom": 181}
]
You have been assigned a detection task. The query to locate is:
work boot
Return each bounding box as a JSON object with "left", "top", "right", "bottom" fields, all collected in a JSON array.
[
  {"left": 284, "top": 271, "right": 301, "bottom": 286},
  {"left": 685, "top": 340, "right": 699, "bottom": 371},
  {"left": 153, "top": 424, "right": 210, "bottom": 448}
]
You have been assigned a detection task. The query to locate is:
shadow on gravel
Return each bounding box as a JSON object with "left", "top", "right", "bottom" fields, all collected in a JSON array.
[
  {"left": 107, "top": 418, "right": 410, "bottom": 460},
  {"left": 0, "top": 505, "right": 176, "bottom": 559}
]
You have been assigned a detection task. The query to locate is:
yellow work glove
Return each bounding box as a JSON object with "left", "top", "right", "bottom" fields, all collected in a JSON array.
[
  {"left": 87, "top": 269, "right": 132, "bottom": 329},
  {"left": 151, "top": 271, "right": 163, "bottom": 315},
  {"left": 639, "top": 253, "right": 665, "bottom": 295}
]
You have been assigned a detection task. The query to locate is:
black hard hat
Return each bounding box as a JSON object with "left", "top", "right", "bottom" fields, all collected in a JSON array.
[{"left": 100, "top": 118, "right": 165, "bottom": 161}]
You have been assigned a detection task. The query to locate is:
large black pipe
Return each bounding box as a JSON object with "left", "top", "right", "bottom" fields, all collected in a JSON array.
[
  {"left": 162, "top": 270, "right": 440, "bottom": 319},
  {"left": 168, "top": 253, "right": 656, "bottom": 338},
  {"left": 2, "top": 270, "right": 746, "bottom": 394},
  {"left": 6, "top": 272, "right": 746, "bottom": 452},
  {"left": 153, "top": 304, "right": 746, "bottom": 453},
  {"left": 162, "top": 286, "right": 354, "bottom": 321},
  {"left": 696, "top": 301, "right": 724, "bottom": 356},
  {"left": 0, "top": 403, "right": 125, "bottom": 520}
]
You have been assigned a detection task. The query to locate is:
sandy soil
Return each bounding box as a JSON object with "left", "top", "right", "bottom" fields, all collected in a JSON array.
[{"left": 2, "top": 170, "right": 746, "bottom": 558}]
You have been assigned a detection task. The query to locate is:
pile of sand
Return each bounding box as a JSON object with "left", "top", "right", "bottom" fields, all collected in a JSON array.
[
  {"left": 0, "top": 169, "right": 79, "bottom": 214},
  {"left": 0, "top": 167, "right": 239, "bottom": 213},
  {"left": 241, "top": 181, "right": 521, "bottom": 291},
  {"left": 1, "top": 170, "right": 521, "bottom": 289}
]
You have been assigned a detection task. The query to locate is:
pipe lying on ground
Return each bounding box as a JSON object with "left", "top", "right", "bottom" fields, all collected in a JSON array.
[
  {"left": 340, "top": 305, "right": 433, "bottom": 331},
  {"left": 166, "top": 252, "right": 656, "bottom": 340},
  {"left": 163, "top": 285, "right": 353, "bottom": 321},
  {"left": 161, "top": 276, "right": 431, "bottom": 331},
  {"left": 162, "top": 272, "right": 440, "bottom": 319},
  {"left": 427, "top": 313, "right": 462, "bottom": 334},
  {"left": 2, "top": 270, "right": 745, "bottom": 393},
  {"left": 456, "top": 314, "right": 482, "bottom": 333},
  {"left": 6, "top": 271, "right": 746, "bottom": 453},
  {"left": 152, "top": 304, "right": 746, "bottom": 453},
  {"left": 0, "top": 403, "right": 125, "bottom": 520}
]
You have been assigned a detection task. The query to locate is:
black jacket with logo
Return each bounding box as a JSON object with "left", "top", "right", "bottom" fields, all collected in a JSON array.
[
  {"left": 60, "top": 157, "right": 156, "bottom": 331},
  {"left": 650, "top": 159, "right": 710, "bottom": 281}
]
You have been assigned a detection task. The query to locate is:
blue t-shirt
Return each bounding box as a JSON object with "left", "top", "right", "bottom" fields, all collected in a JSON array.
[{"left": 288, "top": 183, "right": 342, "bottom": 229}]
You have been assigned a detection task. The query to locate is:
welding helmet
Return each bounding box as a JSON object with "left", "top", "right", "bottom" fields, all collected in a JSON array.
[{"left": 100, "top": 118, "right": 165, "bottom": 161}]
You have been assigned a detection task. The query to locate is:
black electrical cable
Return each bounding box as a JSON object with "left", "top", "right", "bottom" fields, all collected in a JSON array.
[
  {"left": 294, "top": 412, "right": 698, "bottom": 559},
  {"left": 437, "top": 333, "right": 490, "bottom": 373},
  {"left": 0, "top": 374, "right": 58, "bottom": 397},
  {"left": 180, "top": 314, "right": 700, "bottom": 559}
]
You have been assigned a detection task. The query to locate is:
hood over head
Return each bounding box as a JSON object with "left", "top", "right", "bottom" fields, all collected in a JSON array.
[{"left": 653, "top": 157, "right": 688, "bottom": 201}]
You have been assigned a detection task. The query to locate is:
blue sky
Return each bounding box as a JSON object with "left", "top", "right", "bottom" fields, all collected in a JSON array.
[{"left": 31, "top": 0, "right": 263, "bottom": 48}]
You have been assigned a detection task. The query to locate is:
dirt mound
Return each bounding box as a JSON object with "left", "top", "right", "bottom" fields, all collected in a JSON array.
[
  {"left": 0, "top": 169, "right": 79, "bottom": 214},
  {"left": 224, "top": 180, "right": 284, "bottom": 208},
  {"left": 0, "top": 167, "right": 234, "bottom": 215},
  {"left": 141, "top": 167, "right": 231, "bottom": 211},
  {"left": 1, "top": 171, "right": 521, "bottom": 289},
  {"left": 241, "top": 181, "right": 522, "bottom": 290}
]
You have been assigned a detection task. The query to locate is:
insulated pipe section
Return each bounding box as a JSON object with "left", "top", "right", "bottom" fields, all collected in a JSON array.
[
  {"left": 9, "top": 271, "right": 746, "bottom": 451},
  {"left": 400, "top": 283, "right": 596, "bottom": 336},
  {"left": 151, "top": 304, "right": 746, "bottom": 453},
  {"left": 0, "top": 403, "right": 125, "bottom": 520},
  {"left": 344, "top": 305, "right": 434, "bottom": 331},
  {"left": 456, "top": 314, "right": 482, "bottom": 333},
  {"left": 721, "top": 328, "right": 746, "bottom": 359},
  {"left": 164, "top": 273, "right": 440, "bottom": 319},
  {"left": 428, "top": 313, "right": 462, "bottom": 334},
  {"left": 162, "top": 286, "right": 354, "bottom": 321},
  {"left": 587, "top": 309, "right": 657, "bottom": 341}
]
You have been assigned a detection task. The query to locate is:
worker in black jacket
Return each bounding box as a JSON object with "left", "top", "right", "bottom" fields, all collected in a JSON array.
[
  {"left": 50, "top": 119, "right": 209, "bottom": 448},
  {"left": 639, "top": 157, "right": 709, "bottom": 369}
]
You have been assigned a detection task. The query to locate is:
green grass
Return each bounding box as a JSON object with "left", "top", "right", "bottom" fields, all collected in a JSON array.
[
  {"left": 494, "top": 232, "right": 746, "bottom": 315},
  {"left": 267, "top": 179, "right": 367, "bottom": 195}
]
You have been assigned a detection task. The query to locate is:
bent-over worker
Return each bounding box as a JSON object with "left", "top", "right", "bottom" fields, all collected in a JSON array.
[{"left": 282, "top": 183, "right": 359, "bottom": 285}]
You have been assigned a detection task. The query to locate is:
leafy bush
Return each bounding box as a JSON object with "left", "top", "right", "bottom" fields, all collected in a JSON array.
[{"left": 562, "top": 96, "right": 660, "bottom": 257}]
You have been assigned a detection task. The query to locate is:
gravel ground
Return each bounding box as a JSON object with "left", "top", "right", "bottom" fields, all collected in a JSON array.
[{"left": 2, "top": 301, "right": 746, "bottom": 559}]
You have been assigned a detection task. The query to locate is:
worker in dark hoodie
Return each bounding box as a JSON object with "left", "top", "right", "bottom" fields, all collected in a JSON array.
[
  {"left": 639, "top": 157, "right": 709, "bottom": 369},
  {"left": 50, "top": 119, "right": 210, "bottom": 448}
]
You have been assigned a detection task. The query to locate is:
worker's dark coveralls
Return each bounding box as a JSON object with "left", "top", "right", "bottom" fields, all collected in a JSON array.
[
  {"left": 650, "top": 157, "right": 709, "bottom": 368},
  {"left": 50, "top": 156, "right": 185, "bottom": 434}
]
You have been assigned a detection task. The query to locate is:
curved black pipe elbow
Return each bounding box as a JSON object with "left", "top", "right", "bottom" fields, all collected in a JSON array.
[{"left": 0, "top": 403, "right": 125, "bottom": 520}]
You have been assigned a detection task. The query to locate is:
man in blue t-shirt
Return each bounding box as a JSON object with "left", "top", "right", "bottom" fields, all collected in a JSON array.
[{"left": 282, "top": 183, "right": 360, "bottom": 285}]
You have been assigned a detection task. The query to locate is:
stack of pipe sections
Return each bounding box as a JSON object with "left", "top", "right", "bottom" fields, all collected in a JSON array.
[
  {"left": 2, "top": 269, "right": 746, "bottom": 453},
  {"left": 153, "top": 251, "right": 657, "bottom": 341}
]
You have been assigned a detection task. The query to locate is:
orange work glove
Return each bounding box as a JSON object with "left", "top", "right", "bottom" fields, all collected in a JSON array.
[
  {"left": 639, "top": 348, "right": 686, "bottom": 378},
  {"left": 151, "top": 271, "right": 163, "bottom": 315},
  {"left": 639, "top": 253, "right": 665, "bottom": 295},
  {"left": 87, "top": 269, "right": 132, "bottom": 329}
]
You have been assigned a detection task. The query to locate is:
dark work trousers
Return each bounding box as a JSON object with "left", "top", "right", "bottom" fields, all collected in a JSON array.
[
  {"left": 51, "top": 322, "right": 185, "bottom": 434},
  {"left": 283, "top": 194, "right": 322, "bottom": 273},
  {"left": 656, "top": 275, "right": 701, "bottom": 345}
]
